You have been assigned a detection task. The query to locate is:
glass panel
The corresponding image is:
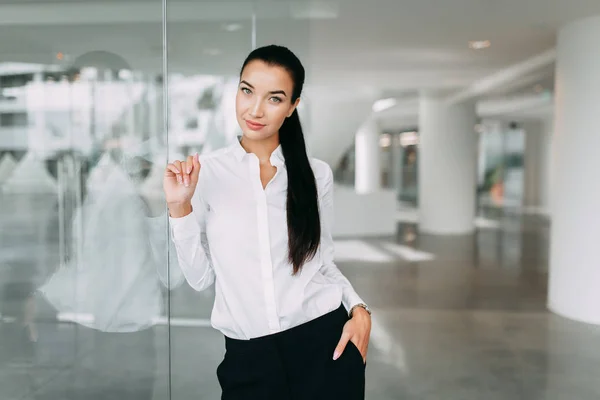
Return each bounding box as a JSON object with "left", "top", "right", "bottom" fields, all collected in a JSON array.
[
  {"left": 165, "top": 3, "right": 250, "bottom": 398},
  {"left": 0, "top": 2, "right": 169, "bottom": 399},
  {"left": 165, "top": 1, "right": 313, "bottom": 398}
]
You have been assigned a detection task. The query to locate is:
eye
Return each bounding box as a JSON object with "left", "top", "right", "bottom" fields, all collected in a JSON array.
[
  {"left": 241, "top": 87, "right": 252, "bottom": 95},
  {"left": 270, "top": 97, "right": 282, "bottom": 103}
]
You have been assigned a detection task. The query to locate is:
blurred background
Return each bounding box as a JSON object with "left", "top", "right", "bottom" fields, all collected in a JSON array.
[{"left": 1, "top": 0, "right": 600, "bottom": 399}]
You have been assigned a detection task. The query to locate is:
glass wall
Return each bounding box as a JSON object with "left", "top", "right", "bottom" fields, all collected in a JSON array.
[
  {"left": 0, "top": 1, "right": 313, "bottom": 399},
  {"left": 477, "top": 121, "right": 526, "bottom": 209},
  {"left": 0, "top": 2, "right": 170, "bottom": 399}
]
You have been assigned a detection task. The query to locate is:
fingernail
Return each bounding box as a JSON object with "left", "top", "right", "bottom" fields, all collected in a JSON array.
[{"left": 333, "top": 351, "right": 340, "bottom": 360}]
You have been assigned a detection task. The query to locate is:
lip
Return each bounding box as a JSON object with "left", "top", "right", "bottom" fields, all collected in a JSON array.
[{"left": 245, "top": 120, "right": 266, "bottom": 131}]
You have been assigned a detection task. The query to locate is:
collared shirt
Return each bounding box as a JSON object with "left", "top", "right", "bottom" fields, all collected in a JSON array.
[{"left": 169, "top": 139, "right": 365, "bottom": 340}]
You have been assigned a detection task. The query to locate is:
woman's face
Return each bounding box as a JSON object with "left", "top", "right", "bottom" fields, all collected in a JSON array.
[{"left": 236, "top": 60, "right": 300, "bottom": 142}]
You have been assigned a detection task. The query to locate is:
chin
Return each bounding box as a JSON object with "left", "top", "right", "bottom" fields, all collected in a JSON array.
[{"left": 241, "top": 129, "right": 274, "bottom": 142}]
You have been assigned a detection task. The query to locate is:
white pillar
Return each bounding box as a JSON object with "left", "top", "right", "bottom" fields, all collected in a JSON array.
[
  {"left": 539, "top": 118, "right": 554, "bottom": 215},
  {"left": 418, "top": 94, "right": 477, "bottom": 234},
  {"left": 548, "top": 15, "right": 600, "bottom": 324},
  {"left": 354, "top": 117, "right": 381, "bottom": 194},
  {"left": 391, "top": 137, "right": 404, "bottom": 195},
  {"left": 523, "top": 120, "right": 542, "bottom": 208},
  {"left": 523, "top": 119, "right": 554, "bottom": 214},
  {"left": 304, "top": 91, "right": 375, "bottom": 167}
]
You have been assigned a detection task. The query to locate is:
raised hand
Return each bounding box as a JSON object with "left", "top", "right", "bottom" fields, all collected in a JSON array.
[{"left": 163, "top": 154, "right": 201, "bottom": 216}]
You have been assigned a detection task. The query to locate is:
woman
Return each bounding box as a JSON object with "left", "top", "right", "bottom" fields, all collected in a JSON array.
[{"left": 163, "top": 44, "right": 371, "bottom": 399}]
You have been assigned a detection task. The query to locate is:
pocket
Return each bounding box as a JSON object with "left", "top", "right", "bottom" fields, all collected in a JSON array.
[{"left": 347, "top": 341, "right": 366, "bottom": 368}]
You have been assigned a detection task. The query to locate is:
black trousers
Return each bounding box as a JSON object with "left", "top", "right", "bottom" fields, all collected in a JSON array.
[{"left": 217, "top": 304, "right": 366, "bottom": 400}]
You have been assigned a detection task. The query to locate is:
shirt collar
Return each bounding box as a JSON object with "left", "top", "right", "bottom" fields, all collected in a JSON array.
[
  {"left": 232, "top": 136, "right": 247, "bottom": 162},
  {"left": 231, "top": 136, "right": 285, "bottom": 167},
  {"left": 270, "top": 145, "right": 285, "bottom": 167}
]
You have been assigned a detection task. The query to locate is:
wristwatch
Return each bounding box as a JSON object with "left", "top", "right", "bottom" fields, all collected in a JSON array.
[{"left": 349, "top": 303, "right": 371, "bottom": 318}]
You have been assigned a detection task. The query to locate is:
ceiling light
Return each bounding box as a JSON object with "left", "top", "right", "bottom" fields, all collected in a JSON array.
[
  {"left": 469, "top": 40, "right": 491, "bottom": 50},
  {"left": 379, "top": 134, "right": 392, "bottom": 148},
  {"left": 399, "top": 131, "right": 419, "bottom": 147},
  {"left": 223, "top": 23, "right": 243, "bottom": 32},
  {"left": 372, "top": 98, "right": 397, "bottom": 113}
]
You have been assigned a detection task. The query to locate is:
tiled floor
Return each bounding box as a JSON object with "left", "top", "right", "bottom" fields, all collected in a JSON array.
[{"left": 2, "top": 191, "right": 600, "bottom": 399}]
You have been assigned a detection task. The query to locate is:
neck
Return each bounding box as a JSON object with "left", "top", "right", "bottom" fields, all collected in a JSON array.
[{"left": 240, "top": 133, "right": 280, "bottom": 164}]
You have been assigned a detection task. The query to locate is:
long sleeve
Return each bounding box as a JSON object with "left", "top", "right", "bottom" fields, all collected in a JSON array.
[
  {"left": 168, "top": 190, "right": 215, "bottom": 292},
  {"left": 318, "top": 164, "right": 366, "bottom": 312}
]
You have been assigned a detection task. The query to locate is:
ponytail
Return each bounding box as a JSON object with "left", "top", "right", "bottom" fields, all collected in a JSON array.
[
  {"left": 240, "top": 44, "right": 320, "bottom": 275},
  {"left": 279, "top": 109, "right": 321, "bottom": 275}
]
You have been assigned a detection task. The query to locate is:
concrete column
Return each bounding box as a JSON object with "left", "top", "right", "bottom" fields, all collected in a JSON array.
[
  {"left": 548, "top": 15, "right": 600, "bottom": 324},
  {"left": 523, "top": 120, "right": 543, "bottom": 208},
  {"left": 523, "top": 119, "right": 553, "bottom": 214},
  {"left": 303, "top": 90, "right": 375, "bottom": 167},
  {"left": 354, "top": 117, "right": 381, "bottom": 194},
  {"left": 390, "top": 136, "right": 404, "bottom": 195},
  {"left": 540, "top": 118, "right": 554, "bottom": 215},
  {"left": 418, "top": 93, "right": 477, "bottom": 234}
]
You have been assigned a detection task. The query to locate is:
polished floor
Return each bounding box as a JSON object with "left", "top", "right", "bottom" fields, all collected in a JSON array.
[{"left": 1, "top": 191, "right": 600, "bottom": 399}]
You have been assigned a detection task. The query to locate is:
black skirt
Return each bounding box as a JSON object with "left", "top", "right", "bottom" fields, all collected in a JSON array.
[{"left": 217, "top": 304, "right": 366, "bottom": 400}]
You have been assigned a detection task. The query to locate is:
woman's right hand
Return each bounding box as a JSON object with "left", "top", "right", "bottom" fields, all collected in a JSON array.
[{"left": 163, "top": 154, "right": 201, "bottom": 210}]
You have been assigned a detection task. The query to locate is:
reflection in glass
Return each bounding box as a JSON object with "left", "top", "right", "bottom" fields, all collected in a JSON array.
[{"left": 0, "top": 4, "right": 169, "bottom": 393}]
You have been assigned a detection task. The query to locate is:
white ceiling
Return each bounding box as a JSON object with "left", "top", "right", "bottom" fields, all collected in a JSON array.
[{"left": 0, "top": 0, "right": 599, "bottom": 124}]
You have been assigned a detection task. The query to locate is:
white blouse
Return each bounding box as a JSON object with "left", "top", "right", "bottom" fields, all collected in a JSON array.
[{"left": 169, "top": 139, "right": 365, "bottom": 340}]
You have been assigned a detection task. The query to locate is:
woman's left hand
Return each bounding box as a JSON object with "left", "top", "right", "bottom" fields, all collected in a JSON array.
[{"left": 333, "top": 307, "right": 371, "bottom": 364}]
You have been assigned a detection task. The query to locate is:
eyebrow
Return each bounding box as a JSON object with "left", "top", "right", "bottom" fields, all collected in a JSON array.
[{"left": 240, "top": 80, "right": 287, "bottom": 97}]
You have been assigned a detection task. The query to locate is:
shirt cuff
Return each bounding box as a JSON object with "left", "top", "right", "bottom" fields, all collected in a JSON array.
[
  {"left": 343, "top": 290, "right": 366, "bottom": 314},
  {"left": 169, "top": 211, "right": 201, "bottom": 241}
]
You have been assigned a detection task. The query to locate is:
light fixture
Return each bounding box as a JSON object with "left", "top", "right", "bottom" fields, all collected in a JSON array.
[
  {"left": 399, "top": 131, "right": 419, "bottom": 147},
  {"left": 379, "top": 134, "right": 392, "bottom": 148},
  {"left": 223, "top": 23, "right": 243, "bottom": 32},
  {"left": 469, "top": 40, "right": 491, "bottom": 50},
  {"left": 372, "top": 98, "right": 397, "bottom": 113}
]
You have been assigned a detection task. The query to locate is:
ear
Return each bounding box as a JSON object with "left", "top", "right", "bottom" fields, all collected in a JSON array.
[{"left": 287, "top": 98, "right": 301, "bottom": 118}]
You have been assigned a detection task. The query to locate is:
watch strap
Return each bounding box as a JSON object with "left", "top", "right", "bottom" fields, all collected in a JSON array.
[{"left": 349, "top": 303, "right": 371, "bottom": 318}]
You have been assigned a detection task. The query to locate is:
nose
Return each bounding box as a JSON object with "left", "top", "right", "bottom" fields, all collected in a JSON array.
[{"left": 249, "top": 98, "right": 264, "bottom": 118}]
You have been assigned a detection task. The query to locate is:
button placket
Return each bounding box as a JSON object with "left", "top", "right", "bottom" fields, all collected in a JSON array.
[{"left": 248, "top": 155, "right": 281, "bottom": 333}]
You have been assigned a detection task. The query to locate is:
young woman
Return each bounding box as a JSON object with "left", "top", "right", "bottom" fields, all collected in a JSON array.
[{"left": 163, "top": 44, "right": 371, "bottom": 399}]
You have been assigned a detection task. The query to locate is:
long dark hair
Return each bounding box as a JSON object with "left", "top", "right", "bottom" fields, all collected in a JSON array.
[{"left": 240, "top": 45, "right": 320, "bottom": 275}]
